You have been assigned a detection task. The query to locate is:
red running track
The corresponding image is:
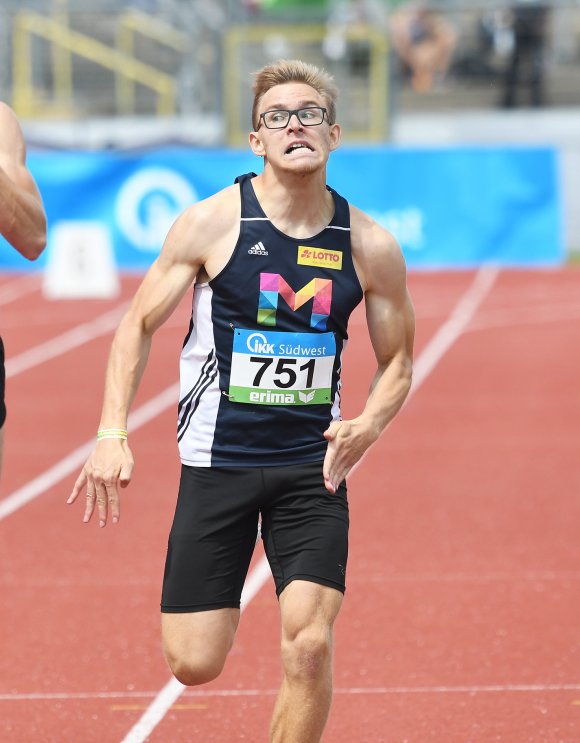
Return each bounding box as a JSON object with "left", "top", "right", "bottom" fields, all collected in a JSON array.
[{"left": 0, "top": 267, "right": 579, "bottom": 742}]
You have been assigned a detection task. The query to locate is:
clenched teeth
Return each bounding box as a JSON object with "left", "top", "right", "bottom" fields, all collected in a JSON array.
[{"left": 286, "top": 143, "right": 313, "bottom": 154}]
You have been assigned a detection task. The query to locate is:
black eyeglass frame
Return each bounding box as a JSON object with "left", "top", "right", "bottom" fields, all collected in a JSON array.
[{"left": 255, "top": 106, "right": 328, "bottom": 131}]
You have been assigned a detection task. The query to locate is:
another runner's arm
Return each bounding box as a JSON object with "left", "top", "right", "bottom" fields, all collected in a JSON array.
[{"left": 0, "top": 103, "right": 46, "bottom": 259}]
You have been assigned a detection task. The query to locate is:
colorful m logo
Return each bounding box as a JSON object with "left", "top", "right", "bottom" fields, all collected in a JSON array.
[{"left": 258, "top": 273, "right": 332, "bottom": 330}]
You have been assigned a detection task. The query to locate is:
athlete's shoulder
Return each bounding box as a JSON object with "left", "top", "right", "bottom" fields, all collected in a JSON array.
[
  {"left": 348, "top": 205, "right": 406, "bottom": 293},
  {"left": 349, "top": 204, "right": 404, "bottom": 262},
  {"left": 161, "top": 183, "right": 240, "bottom": 268},
  {"left": 169, "top": 183, "right": 240, "bottom": 243},
  {"left": 182, "top": 182, "right": 240, "bottom": 232}
]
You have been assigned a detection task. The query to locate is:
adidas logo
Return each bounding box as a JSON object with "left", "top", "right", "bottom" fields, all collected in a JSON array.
[{"left": 248, "top": 241, "right": 268, "bottom": 256}]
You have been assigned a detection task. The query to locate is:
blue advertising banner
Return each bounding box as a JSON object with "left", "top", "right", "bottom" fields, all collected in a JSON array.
[
  {"left": 0, "top": 145, "right": 563, "bottom": 271},
  {"left": 327, "top": 146, "right": 564, "bottom": 268}
]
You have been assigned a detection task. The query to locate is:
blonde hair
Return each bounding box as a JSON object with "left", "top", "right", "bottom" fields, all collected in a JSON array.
[{"left": 251, "top": 59, "right": 338, "bottom": 131}]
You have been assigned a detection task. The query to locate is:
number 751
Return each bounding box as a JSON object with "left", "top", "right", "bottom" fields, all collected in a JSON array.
[{"left": 249, "top": 357, "right": 315, "bottom": 389}]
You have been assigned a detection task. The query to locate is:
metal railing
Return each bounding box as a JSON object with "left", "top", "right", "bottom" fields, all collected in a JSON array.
[
  {"left": 12, "top": 9, "right": 179, "bottom": 118},
  {"left": 115, "top": 8, "right": 189, "bottom": 115},
  {"left": 3, "top": 1, "right": 579, "bottom": 139}
]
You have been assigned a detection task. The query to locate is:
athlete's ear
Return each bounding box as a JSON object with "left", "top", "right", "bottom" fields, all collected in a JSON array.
[
  {"left": 328, "top": 123, "right": 342, "bottom": 152},
  {"left": 249, "top": 130, "right": 266, "bottom": 157}
]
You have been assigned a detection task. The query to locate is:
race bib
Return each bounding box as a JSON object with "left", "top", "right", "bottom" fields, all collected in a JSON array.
[{"left": 228, "top": 328, "right": 336, "bottom": 406}]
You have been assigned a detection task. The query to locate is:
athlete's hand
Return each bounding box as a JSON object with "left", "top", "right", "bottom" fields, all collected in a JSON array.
[
  {"left": 323, "top": 418, "right": 377, "bottom": 494},
  {"left": 67, "top": 440, "right": 134, "bottom": 527}
]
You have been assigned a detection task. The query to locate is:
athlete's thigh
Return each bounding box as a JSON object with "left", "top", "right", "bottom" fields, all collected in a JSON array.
[
  {"left": 161, "top": 465, "right": 261, "bottom": 612},
  {"left": 278, "top": 579, "right": 344, "bottom": 640},
  {"left": 261, "top": 461, "right": 349, "bottom": 597},
  {"left": 162, "top": 607, "right": 240, "bottom": 665}
]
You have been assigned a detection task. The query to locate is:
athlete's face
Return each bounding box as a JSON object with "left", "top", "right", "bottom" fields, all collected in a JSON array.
[{"left": 249, "top": 83, "right": 341, "bottom": 174}]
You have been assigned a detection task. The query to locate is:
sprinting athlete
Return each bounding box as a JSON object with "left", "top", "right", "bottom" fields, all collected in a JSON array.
[
  {"left": 69, "top": 59, "right": 415, "bottom": 742},
  {"left": 0, "top": 102, "right": 47, "bottom": 480}
]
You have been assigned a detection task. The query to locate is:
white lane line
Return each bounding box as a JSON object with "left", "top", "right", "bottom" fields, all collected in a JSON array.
[
  {"left": 343, "top": 264, "right": 500, "bottom": 479},
  {"left": 407, "top": 265, "right": 499, "bottom": 396},
  {"left": 120, "top": 266, "right": 499, "bottom": 743},
  {"left": 0, "top": 384, "right": 179, "bottom": 522},
  {"left": 5, "top": 303, "right": 129, "bottom": 378},
  {"left": 119, "top": 556, "right": 274, "bottom": 743},
  {"left": 3, "top": 682, "right": 579, "bottom": 703},
  {"left": 0, "top": 274, "right": 42, "bottom": 306}
]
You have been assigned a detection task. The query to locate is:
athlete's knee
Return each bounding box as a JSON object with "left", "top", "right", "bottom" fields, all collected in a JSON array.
[
  {"left": 164, "top": 644, "right": 227, "bottom": 686},
  {"left": 162, "top": 626, "right": 230, "bottom": 686},
  {"left": 281, "top": 626, "right": 332, "bottom": 683},
  {"left": 161, "top": 608, "right": 238, "bottom": 686},
  {"left": 278, "top": 582, "right": 342, "bottom": 684}
]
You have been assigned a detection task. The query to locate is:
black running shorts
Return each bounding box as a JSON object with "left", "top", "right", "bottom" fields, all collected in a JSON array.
[
  {"left": 161, "top": 461, "right": 349, "bottom": 613},
  {"left": 0, "top": 337, "right": 6, "bottom": 428}
]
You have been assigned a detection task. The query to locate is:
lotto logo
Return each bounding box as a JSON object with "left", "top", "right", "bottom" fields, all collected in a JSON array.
[
  {"left": 297, "top": 246, "right": 342, "bottom": 270},
  {"left": 248, "top": 242, "right": 268, "bottom": 256}
]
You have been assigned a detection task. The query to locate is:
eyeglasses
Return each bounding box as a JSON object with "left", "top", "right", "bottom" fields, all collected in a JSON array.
[{"left": 256, "top": 106, "right": 328, "bottom": 130}]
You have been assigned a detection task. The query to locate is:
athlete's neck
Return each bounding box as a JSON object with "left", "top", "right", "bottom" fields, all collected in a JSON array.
[{"left": 251, "top": 171, "right": 334, "bottom": 240}]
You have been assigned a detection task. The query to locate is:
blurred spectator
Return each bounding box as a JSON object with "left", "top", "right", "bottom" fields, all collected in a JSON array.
[
  {"left": 479, "top": 8, "right": 516, "bottom": 60},
  {"left": 501, "top": 0, "right": 550, "bottom": 108},
  {"left": 324, "top": 0, "right": 388, "bottom": 75},
  {"left": 389, "top": 1, "right": 457, "bottom": 92}
]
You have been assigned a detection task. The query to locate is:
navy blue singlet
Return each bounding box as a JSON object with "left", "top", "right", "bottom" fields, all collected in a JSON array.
[{"left": 177, "top": 172, "right": 363, "bottom": 467}]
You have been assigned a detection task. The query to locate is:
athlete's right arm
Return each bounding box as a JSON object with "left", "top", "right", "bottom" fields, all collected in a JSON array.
[{"left": 67, "top": 204, "right": 206, "bottom": 527}]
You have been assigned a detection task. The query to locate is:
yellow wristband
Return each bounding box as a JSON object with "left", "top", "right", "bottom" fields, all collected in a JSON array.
[{"left": 97, "top": 428, "right": 128, "bottom": 441}]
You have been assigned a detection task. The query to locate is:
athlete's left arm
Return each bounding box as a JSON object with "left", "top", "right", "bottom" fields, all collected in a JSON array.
[{"left": 323, "top": 211, "right": 415, "bottom": 493}]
